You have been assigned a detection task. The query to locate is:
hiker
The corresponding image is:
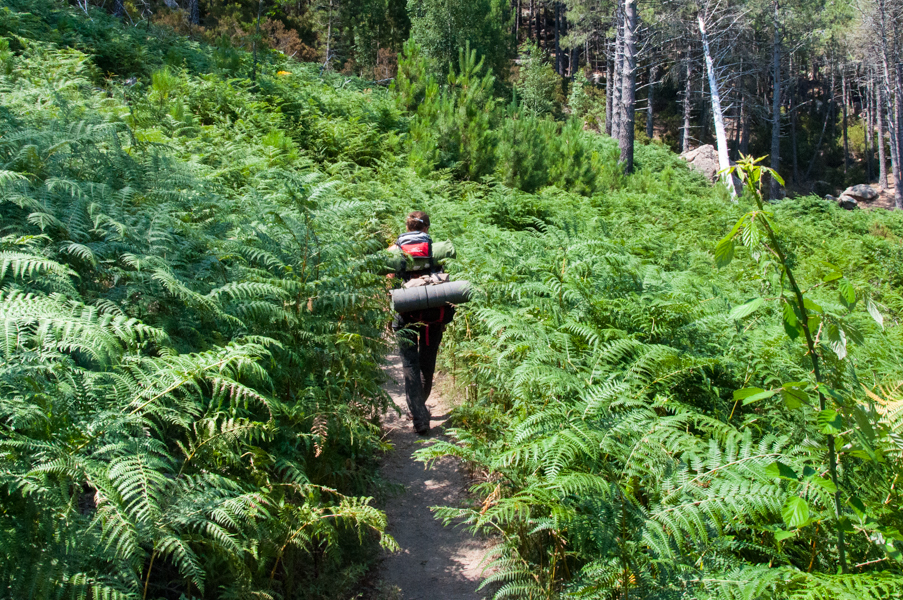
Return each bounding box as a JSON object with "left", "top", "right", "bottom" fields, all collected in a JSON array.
[{"left": 388, "top": 211, "right": 456, "bottom": 434}]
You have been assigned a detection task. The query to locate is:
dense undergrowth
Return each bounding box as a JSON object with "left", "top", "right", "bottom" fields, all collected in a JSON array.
[{"left": 3, "top": 1, "right": 903, "bottom": 599}]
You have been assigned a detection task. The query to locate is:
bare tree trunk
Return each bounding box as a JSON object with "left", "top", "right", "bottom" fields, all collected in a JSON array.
[
  {"left": 555, "top": 2, "right": 561, "bottom": 74},
  {"left": 697, "top": 13, "right": 735, "bottom": 197},
  {"left": 894, "top": 62, "right": 903, "bottom": 208},
  {"left": 646, "top": 65, "right": 656, "bottom": 140},
  {"left": 529, "top": 0, "right": 534, "bottom": 40},
  {"left": 805, "top": 70, "right": 835, "bottom": 183},
  {"left": 866, "top": 76, "right": 874, "bottom": 183},
  {"left": 515, "top": 0, "right": 521, "bottom": 40},
  {"left": 682, "top": 59, "right": 693, "bottom": 152},
  {"left": 252, "top": 0, "right": 264, "bottom": 82},
  {"left": 605, "top": 53, "right": 613, "bottom": 135},
  {"left": 188, "top": 0, "right": 199, "bottom": 25},
  {"left": 769, "top": 1, "right": 781, "bottom": 198},
  {"left": 790, "top": 72, "right": 799, "bottom": 184},
  {"left": 876, "top": 72, "right": 889, "bottom": 189},
  {"left": 536, "top": 1, "right": 542, "bottom": 47},
  {"left": 842, "top": 70, "right": 850, "bottom": 174},
  {"left": 611, "top": 9, "right": 624, "bottom": 141},
  {"left": 619, "top": 0, "right": 637, "bottom": 173}
]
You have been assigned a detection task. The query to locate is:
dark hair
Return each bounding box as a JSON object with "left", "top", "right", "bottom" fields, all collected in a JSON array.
[{"left": 406, "top": 211, "right": 430, "bottom": 232}]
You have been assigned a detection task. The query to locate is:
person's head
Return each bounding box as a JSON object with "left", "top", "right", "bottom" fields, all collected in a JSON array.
[{"left": 405, "top": 211, "right": 430, "bottom": 232}]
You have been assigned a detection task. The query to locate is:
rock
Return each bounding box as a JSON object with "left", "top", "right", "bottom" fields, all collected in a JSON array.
[
  {"left": 841, "top": 184, "right": 879, "bottom": 203},
  {"left": 824, "top": 194, "right": 837, "bottom": 202},
  {"left": 838, "top": 194, "right": 858, "bottom": 210},
  {"left": 679, "top": 145, "right": 743, "bottom": 194}
]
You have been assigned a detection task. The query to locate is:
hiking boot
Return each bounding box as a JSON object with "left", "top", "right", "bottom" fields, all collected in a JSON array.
[{"left": 413, "top": 420, "right": 430, "bottom": 435}]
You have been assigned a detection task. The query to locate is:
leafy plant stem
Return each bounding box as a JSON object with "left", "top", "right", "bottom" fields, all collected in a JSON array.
[{"left": 749, "top": 182, "right": 848, "bottom": 574}]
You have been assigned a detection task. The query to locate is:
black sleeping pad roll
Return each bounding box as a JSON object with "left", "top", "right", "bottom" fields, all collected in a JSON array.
[{"left": 391, "top": 280, "right": 471, "bottom": 313}]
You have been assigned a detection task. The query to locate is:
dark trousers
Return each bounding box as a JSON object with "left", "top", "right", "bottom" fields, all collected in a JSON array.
[{"left": 397, "top": 323, "right": 444, "bottom": 429}]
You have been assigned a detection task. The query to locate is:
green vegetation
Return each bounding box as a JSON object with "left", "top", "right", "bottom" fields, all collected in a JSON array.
[{"left": 3, "top": 1, "right": 903, "bottom": 599}]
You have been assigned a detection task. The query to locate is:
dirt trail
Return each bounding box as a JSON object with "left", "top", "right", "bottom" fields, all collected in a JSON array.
[{"left": 375, "top": 353, "right": 491, "bottom": 600}]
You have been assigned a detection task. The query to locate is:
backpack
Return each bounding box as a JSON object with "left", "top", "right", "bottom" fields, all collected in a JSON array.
[{"left": 393, "top": 233, "right": 457, "bottom": 326}]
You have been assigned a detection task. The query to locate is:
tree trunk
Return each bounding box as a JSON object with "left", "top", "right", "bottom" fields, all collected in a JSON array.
[
  {"left": 605, "top": 54, "right": 613, "bottom": 135},
  {"left": 611, "top": 9, "right": 624, "bottom": 141},
  {"left": 769, "top": 1, "right": 781, "bottom": 199},
  {"left": 791, "top": 77, "right": 799, "bottom": 184},
  {"left": 682, "top": 59, "right": 692, "bottom": 152},
  {"left": 866, "top": 77, "right": 874, "bottom": 183},
  {"left": 618, "top": 0, "right": 637, "bottom": 173},
  {"left": 252, "top": 0, "right": 264, "bottom": 82},
  {"left": 529, "top": 0, "right": 534, "bottom": 40},
  {"left": 700, "top": 69, "right": 708, "bottom": 143},
  {"left": 698, "top": 13, "right": 735, "bottom": 197},
  {"left": 554, "top": 2, "right": 561, "bottom": 75},
  {"left": 804, "top": 70, "right": 834, "bottom": 183},
  {"left": 894, "top": 62, "right": 903, "bottom": 208},
  {"left": 646, "top": 65, "right": 656, "bottom": 140},
  {"left": 188, "top": 0, "right": 199, "bottom": 25},
  {"left": 536, "top": 1, "right": 542, "bottom": 47},
  {"left": 876, "top": 73, "right": 889, "bottom": 189},
  {"left": 842, "top": 70, "right": 850, "bottom": 174},
  {"left": 515, "top": 0, "right": 521, "bottom": 40}
]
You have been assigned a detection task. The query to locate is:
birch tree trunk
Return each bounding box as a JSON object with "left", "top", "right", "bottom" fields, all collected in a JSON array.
[
  {"left": 769, "top": 1, "right": 781, "bottom": 199},
  {"left": 697, "top": 13, "right": 736, "bottom": 197},
  {"left": 618, "top": 0, "right": 637, "bottom": 173}
]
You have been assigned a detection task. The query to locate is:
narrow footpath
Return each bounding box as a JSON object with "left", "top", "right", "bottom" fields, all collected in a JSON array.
[{"left": 376, "top": 353, "right": 491, "bottom": 600}]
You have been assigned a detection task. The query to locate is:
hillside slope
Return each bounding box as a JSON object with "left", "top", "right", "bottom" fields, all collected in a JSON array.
[{"left": 3, "top": 1, "right": 903, "bottom": 599}]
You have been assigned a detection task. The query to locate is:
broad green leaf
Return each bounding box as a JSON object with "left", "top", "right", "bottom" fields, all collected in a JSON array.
[
  {"left": 868, "top": 299, "right": 884, "bottom": 329},
  {"left": 781, "top": 387, "right": 808, "bottom": 409},
  {"left": 811, "top": 476, "right": 837, "bottom": 494},
  {"left": 803, "top": 298, "right": 823, "bottom": 314},
  {"left": 774, "top": 530, "right": 796, "bottom": 542},
  {"left": 729, "top": 298, "right": 764, "bottom": 320},
  {"left": 817, "top": 409, "right": 843, "bottom": 435},
  {"left": 781, "top": 497, "right": 810, "bottom": 529},
  {"left": 822, "top": 271, "right": 843, "bottom": 283},
  {"left": 734, "top": 387, "right": 778, "bottom": 405},
  {"left": 838, "top": 278, "right": 856, "bottom": 308},
  {"left": 714, "top": 236, "right": 735, "bottom": 268},
  {"left": 886, "top": 543, "right": 902, "bottom": 563},
  {"left": 733, "top": 387, "right": 765, "bottom": 400},
  {"left": 823, "top": 322, "right": 847, "bottom": 360},
  {"left": 765, "top": 461, "right": 798, "bottom": 481},
  {"left": 840, "top": 322, "right": 864, "bottom": 346},
  {"left": 782, "top": 302, "right": 800, "bottom": 339}
]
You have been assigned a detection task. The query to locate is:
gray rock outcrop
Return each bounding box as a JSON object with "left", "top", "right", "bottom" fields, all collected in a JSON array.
[
  {"left": 838, "top": 194, "right": 858, "bottom": 210},
  {"left": 841, "top": 184, "right": 878, "bottom": 203},
  {"left": 680, "top": 145, "right": 743, "bottom": 192}
]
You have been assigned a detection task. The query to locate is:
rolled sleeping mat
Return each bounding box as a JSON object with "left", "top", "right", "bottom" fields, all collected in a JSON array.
[{"left": 391, "top": 280, "right": 472, "bottom": 313}]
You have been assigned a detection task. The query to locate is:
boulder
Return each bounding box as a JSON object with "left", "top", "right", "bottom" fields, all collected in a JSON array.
[
  {"left": 841, "top": 184, "right": 879, "bottom": 203},
  {"left": 680, "top": 145, "right": 742, "bottom": 192},
  {"left": 824, "top": 194, "right": 837, "bottom": 202},
  {"left": 838, "top": 194, "right": 858, "bottom": 210}
]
